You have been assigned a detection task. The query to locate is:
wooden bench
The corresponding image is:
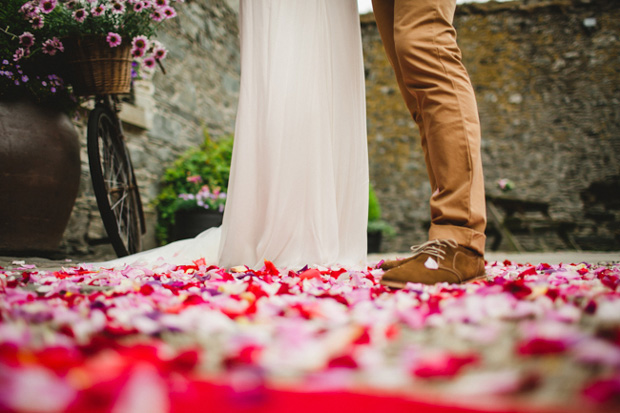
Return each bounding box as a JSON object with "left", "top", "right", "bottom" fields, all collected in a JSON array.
[{"left": 485, "top": 195, "right": 580, "bottom": 252}]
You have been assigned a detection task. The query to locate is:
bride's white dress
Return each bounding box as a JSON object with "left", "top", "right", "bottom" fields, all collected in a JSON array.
[{"left": 103, "top": 0, "right": 369, "bottom": 270}]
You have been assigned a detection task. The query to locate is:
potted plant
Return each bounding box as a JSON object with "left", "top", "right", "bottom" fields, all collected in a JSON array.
[
  {"left": 155, "top": 132, "right": 234, "bottom": 244},
  {"left": 1, "top": 0, "right": 80, "bottom": 254},
  {"left": 1, "top": 0, "right": 181, "bottom": 254},
  {"left": 2, "top": 0, "right": 181, "bottom": 94},
  {"left": 172, "top": 184, "right": 227, "bottom": 241},
  {"left": 367, "top": 183, "right": 396, "bottom": 253}
]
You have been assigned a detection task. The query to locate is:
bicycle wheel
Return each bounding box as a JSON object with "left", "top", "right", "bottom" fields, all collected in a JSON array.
[{"left": 88, "top": 106, "right": 143, "bottom": 257}]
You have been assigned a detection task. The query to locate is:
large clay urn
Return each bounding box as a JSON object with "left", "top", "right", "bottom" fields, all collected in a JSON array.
[{"left": 0, "top": 100, "right": 81, "bottom": 255}]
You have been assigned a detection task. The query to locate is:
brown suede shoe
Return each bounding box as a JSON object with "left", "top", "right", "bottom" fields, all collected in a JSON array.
[
  {"left": 380, "top": 255, "right": 416, "bottom": 271},
  {"left": 380, "top": 239, "right": 486, "bottom": 288}
]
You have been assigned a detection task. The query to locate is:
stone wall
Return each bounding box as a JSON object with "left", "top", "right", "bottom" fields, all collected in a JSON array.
[
  {"left": 60, "top": 0, "right": 240, "bottom": 260},
  {"left": 59, "top": 0, "right": 620, "bottom": 260},
  {"left": 363, "top": 0, "right": 620, "bottom": 252}
]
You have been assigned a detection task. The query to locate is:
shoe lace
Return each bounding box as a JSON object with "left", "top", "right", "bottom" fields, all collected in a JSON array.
[{"left": 409, "top": 239, "right": 458, "bottom": 261}]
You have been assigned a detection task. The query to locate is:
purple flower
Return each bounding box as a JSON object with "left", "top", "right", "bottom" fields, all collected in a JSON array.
[
  {"left": 106, "top": 32, "right": 122, "bottom": 48},
  {"left": 40, "top": 0, "right": 57, "bottom": 14},
  {"left": 21, "top": 75, "right": 29, "bottom": 83},
  {"left": 72, "top": 8, "right": 88, "bottom": 22},
  {"left": 19, "top": 32, "right": 35, "bottom": 48}
]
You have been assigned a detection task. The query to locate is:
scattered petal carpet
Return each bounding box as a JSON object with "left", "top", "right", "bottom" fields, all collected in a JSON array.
[{"left": 1, "top": 258, "right": 619, "bottom": 412}]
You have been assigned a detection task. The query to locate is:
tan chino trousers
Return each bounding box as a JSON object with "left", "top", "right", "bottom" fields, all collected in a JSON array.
[{"left": 371, "top": 0, "right": 487, "bottom": 255}]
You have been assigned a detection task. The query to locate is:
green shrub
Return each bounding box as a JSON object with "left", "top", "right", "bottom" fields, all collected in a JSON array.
[
  {"left": 368, "top": 183, "right": 396, "bottom": 237},
  {"left": 154, "top": 131, "right": 233, "bottom": 244},
  {"left": 368, "top": 184, "right": 382, "bottom": 223}
]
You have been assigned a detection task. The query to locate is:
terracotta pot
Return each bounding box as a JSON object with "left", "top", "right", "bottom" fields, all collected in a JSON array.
[
  {"left": 173, "top": 209, "right": 223, "bottom": 241},
  {"left": 0, "top": 100, "right": 81, "bottom": 254}
]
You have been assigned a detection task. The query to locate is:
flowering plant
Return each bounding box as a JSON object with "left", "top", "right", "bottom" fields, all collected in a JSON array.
[
  {"left": 176, "top": 180, "right": 227, "bottom": 213},
  {"left": 497, "top": 178, "right": 515, "bottom": 192},
  {"left": 155, "top": 132, "right": 234, "bottom": 244},
  {"left": 1, "top": 0, "right": 182, "bottom": 108}
]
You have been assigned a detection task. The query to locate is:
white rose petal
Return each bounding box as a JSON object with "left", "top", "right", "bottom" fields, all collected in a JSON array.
[{"left": 424, "top": 257, "right": 439, "bottom": 270}]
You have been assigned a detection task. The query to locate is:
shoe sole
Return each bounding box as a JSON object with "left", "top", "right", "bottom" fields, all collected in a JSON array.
[{"left": 380, "top": 274, "right": 488, "bottom": 289}]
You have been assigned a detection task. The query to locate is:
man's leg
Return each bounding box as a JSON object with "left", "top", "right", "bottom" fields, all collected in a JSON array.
[{"left": 372, "top": 0, "right": 486, "bottom": 285}]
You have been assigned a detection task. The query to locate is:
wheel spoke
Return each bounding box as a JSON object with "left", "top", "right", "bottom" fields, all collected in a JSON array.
[{"left": 89, "top": 107, "right": 143, "bottom": 256}]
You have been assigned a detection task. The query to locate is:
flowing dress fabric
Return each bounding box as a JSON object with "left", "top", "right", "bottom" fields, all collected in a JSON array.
[
  {"left": 99, "top": 0, "right": 368, "bottom": 270},
  {"left": 219, "top": 0, "right": 368, "bottom": 269}
]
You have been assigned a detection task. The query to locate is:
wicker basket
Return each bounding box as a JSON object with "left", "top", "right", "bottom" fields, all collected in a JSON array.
[{"left": 63, "top": 37, "right": 132, "bottom": 96}]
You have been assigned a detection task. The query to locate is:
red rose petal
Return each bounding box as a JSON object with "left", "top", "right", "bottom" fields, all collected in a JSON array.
[{"left": 517, "top": 337, "right": 567, "bottom": 355}]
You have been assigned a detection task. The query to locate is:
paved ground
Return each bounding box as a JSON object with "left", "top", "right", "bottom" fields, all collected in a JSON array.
[
  {"left": 1, "top": 250, "right": 618, "bottom": 271},
  {"left": 370, "top": 250, "right": 620, "bottom": 266}
]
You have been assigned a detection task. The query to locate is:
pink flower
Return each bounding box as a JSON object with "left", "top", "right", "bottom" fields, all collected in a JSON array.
[
  {"left": 41, "top": 37, "right": 64, "bottom": 56},
  {"left": 19, "top": 33, "right": 35, "bottom": 48},
  {"left": 132, "top": 48, "right": 146, "bottom": 58},
  {"left": 142, "top": 57, "right": 157, "bottom": 71},
  {"left": 162, "top": 6, "right": 177, "bottom": 18},
  {"left": 132, "top": 36, "right": 149, "bottom": 51},
  {"left": 111, "top": 1, "right": 126, "bottom": 14},
  {"left": 12, "top": 48, "right": 25, "bottom": 62},
  {"left": 30, "top": 15, "right": 45, "bottom": 29},
  {"left": 91, "top": 4, "right": 106, "bottom": 16},
  {"left": 154, "top": 0, "right": 169, "bottom": 6},
  {"left": 106, "top": 32, "right": 122, "bottom": 48},
  {"left": 151, "top": 10, "right": 164, "bottom": 22},
  {"left": 39, "top": 0, "right": 57, "bottom": 14},
  {"left": 72, "top": 8, "right": 88, "bottom": 23},
  {"left": 133, "top": 1, "right": 145, "bottom": 12},
  {"left": 186, "top": 175, "right": 202, "bottom": 184},
  {"left": 19, "top": 3, "right": 38, "bottom": 17},
  {"left": 152, "top": 47, "right": 167, "bottom": 61}
]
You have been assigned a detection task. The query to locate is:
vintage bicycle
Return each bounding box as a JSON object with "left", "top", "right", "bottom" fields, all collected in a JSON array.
[{"left": 65, "top": 37, "right": 147, "bottom": 257}]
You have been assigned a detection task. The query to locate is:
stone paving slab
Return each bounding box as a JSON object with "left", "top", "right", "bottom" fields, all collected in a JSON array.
[{"left": 1, "top": 251, "right": 618, "bottom": 272}]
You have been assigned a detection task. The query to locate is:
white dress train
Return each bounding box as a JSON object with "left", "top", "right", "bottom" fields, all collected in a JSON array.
[{"left": 101, "top": 0, "right": 369, "bottom": 270}]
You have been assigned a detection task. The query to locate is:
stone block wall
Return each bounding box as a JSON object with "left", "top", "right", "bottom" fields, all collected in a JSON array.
[
  {"left": 59, "top": 0, "right": 619, "bottom": 260},
  {"left": 363, "top": 0, "right": 620, "bottom": 252}
]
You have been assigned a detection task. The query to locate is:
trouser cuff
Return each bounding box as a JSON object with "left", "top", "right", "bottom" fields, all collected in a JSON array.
[{"left": 429, "top": 224, "right": 486, "bottom": 256}]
